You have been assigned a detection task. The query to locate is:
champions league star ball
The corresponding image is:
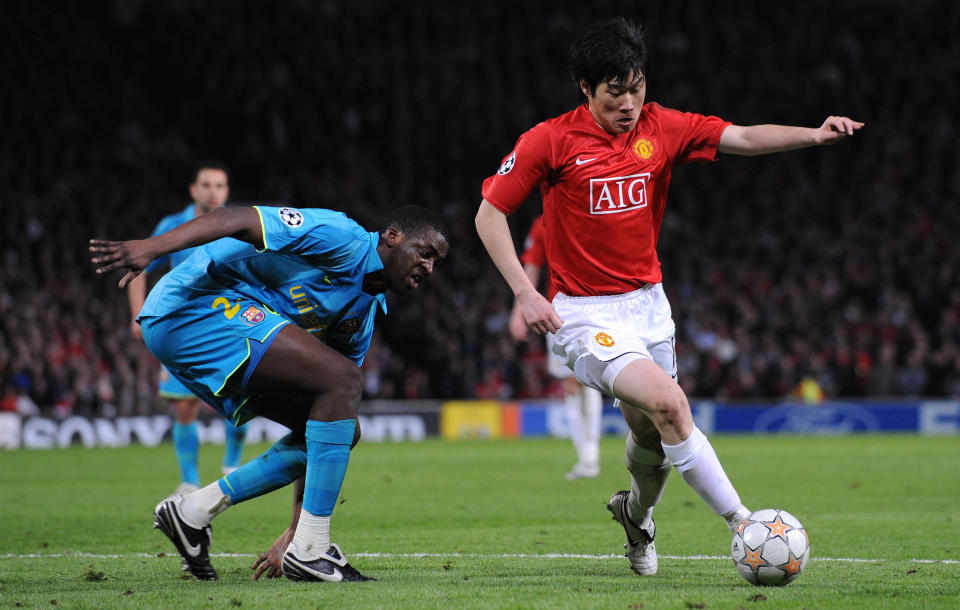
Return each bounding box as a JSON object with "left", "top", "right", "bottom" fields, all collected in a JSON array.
[{"left": 730, "top": 509, "right": 810, "bottom": 586}]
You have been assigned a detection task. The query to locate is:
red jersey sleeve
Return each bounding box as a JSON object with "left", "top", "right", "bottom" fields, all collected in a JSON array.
[
  {"left": 652, "top": 103, "right": 730, "bottom": 165},
  {"left": 481, "top": 122, "right": 554, "bottom": 215}
]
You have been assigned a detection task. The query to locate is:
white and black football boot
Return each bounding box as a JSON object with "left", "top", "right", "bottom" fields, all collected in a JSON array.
[
  {"left": 153, "top": 498, "right": 217, "bottom": 580},
  {"left": 607, "top": 490, "right": 658, "bottom": 575},
  {"left": 281, "top": 542, "right": 375, "bottom": 582}
]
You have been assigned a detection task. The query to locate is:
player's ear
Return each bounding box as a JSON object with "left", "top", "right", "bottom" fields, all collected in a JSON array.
[
  {"left": 383, "top": 225, "right": 403, "bottom": 246},
  {"left": 579, "top": 79, "right": 592, "bottom": 99}
]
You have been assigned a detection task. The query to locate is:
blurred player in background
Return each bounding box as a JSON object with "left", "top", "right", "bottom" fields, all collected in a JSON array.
[
  {"left": 127, "top": 161, "right": 248, "bottom": 497},
  {"left": 476, "top": 16, "right": 862, "bottom": 576},
  {"left": 92, "top": 203, "right": 449, "bottom": 582},
  {"left": 509, "top": 215, "right": 603, "bottom": 479}
]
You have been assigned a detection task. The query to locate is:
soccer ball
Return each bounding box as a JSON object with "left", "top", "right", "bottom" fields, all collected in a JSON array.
[{"left": 730, "top": 508, "right": 810, "bottom": 586}]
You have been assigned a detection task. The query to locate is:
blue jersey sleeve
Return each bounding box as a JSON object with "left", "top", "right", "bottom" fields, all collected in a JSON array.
[{"left": 254, "top": 206, "right": 373, "bottom": 272}]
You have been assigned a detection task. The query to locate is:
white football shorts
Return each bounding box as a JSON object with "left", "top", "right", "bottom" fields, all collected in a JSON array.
[
  {"left": 551, "top": 284, "right": 677, "bottom": 396},
  {"left": 545, "top": 332, "right": 573, "bottom": 379}
]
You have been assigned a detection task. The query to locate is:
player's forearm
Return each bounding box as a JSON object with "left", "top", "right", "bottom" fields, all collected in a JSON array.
[
  {"left": 719, "top": 124, "right": 822, "bottom": 156},
  {"left": 148, "top": 207, "right": 263, "bottom": 258},
  {"left": 475, "top": 201, "right": 538, "bottom": 300},
  {"left": 289, "top": 477, "right": 304, "bottom": 529}
]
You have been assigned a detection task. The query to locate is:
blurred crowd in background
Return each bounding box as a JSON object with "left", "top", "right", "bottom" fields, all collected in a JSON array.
[{"left": 2, "top": 0, "right": 958, "bottom": 418}]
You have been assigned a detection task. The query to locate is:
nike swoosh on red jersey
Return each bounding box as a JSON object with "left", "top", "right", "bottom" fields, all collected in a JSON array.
[{"left": 575, "top": 157, "right": 598, "bottom": 165}]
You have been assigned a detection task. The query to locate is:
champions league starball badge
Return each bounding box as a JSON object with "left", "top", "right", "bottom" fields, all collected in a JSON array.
[
  {"left": 279, "top": 207, "right": 304, "bottom": 228},
  {"left": 497, "top": 152, "right": 516, "bottom": 175}
]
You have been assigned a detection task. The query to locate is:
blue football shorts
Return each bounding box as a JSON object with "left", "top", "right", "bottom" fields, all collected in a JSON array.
[
  {"left": 140, "top": 291, "right": 289, "bottom": 425},
  {"left": 158, "top": 365, "right": 196, "bottom": 399}
]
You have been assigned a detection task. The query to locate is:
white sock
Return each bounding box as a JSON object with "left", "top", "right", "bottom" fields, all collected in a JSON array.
[
  {"left": 565, "top": 391, "right": 587, "bottom": 463},
  {"left": 180, "top": 481, "right": 231, "bottom": 528},
  {"left": 625, "top": 433, "right": 671, "bottom": 525},
  {"left": 662, "top": 427, "right": 744, "bottom": 519},
  {"left": 725, "top": 505, "right": 753, "bottom": 532},
  {"left": 289, "top": 509, "right": 331, "bottom": 561},
  {"left": 579, "top": 386, "right": 603, "bottom": 466}
]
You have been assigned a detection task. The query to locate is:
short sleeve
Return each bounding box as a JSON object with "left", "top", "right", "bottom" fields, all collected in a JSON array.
[
  {"left": 254, "top": 206, "right": 369, "bottom": 270},
  {"left": 655, "top": 104, "right": 730, "bottom": 165},
  {"left": 481, "top": 123, "right": 555, "bottom": 215}
]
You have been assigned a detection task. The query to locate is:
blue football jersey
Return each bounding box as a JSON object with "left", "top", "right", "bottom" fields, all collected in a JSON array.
[{"left": 141, "top": 206, "right": 387, "bottom": 365}]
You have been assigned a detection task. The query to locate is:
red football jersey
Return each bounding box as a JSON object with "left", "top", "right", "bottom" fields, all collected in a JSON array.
[
  {"left": 483, "top": 102, "right": 730, "bottom": 296},
  {"left": 519, "top": 215, "right": 559, "bottom": 300}
]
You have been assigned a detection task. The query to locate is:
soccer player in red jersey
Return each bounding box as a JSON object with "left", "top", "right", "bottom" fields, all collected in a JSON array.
[
  {"left": 476, "top": 16, "right": 862, "bottom": 576},
  {"left": 510, "top": 215, "right": 604, "bottom": 480}
]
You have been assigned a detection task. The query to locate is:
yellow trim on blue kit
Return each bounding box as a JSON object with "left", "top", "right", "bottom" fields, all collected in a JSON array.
[{"left": 253, "top": 206, "right": 269, "bottom": 252}]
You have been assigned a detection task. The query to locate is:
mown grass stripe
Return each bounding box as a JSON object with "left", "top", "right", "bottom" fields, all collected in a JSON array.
[{"left": 2, "top": 552, "right": 957, "bottom": 564}]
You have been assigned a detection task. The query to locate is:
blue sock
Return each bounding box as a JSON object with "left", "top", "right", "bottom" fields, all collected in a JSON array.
[
  {"left": 222, "top": 420, "right": 248, "bottom": 470},
  {"left": 218, "top": 433, "right": 307, "bottom": 504},
  {"left": 303, "top": 419, "right": 355, "bottom": 516},
  {"left": 172, "top": 421, "right": 200, "bottom": 487}
]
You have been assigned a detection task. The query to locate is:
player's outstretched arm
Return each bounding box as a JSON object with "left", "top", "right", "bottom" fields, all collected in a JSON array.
[
  {"left": 718, "top": 116, "right": 864, "bottom": 156},
  {"left": 476, "top": 200, "right": 562, "bottom": 335},
  {"left": 90, "top": 207, "right": 263, "bottom": 288}
]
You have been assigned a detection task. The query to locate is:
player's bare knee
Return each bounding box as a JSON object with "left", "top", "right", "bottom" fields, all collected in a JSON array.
[
  {"left": 174, "top": 399, "right": 200, "bottom": 424},
  {"left": 343, "top": 365, "right": 364, "bottom": 403},
  {"left": 311, "top": 365, "right": 363, "bottom": 419},
  {"left": 336, "top": 369, "right": 363, "bottom": 405},
  {"left": 649, "top": 388, "right": 691, "bottom": 434}
]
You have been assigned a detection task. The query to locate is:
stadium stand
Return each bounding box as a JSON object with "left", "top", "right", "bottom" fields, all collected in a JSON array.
[{"left": 1, "top": 1, "right": 958, "bottom": 417}]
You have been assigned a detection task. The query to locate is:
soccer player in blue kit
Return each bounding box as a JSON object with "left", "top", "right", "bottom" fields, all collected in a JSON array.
[
  {"left": 91, "top": 203, "right": 449, "bottom": 582},
  {"left": 127, "top": 161, "right": 248, "bottom": 498}
]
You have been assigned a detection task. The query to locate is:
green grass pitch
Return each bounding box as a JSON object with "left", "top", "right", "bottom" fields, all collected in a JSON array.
[{"left": 1, "top": 434, "right": 958, "bottom": 608}]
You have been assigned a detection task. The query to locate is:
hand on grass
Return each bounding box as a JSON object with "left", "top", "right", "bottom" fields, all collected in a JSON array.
[{"left": 251, "top": 528, "right": 295, "bottom": 580}]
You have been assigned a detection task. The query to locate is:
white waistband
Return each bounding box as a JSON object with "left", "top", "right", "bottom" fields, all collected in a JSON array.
[{"left": 553, "top": 284, "right": 657, "bottom": 305}]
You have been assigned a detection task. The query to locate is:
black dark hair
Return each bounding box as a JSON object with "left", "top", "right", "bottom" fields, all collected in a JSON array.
[
  {"left": 383, "top": 205, "right": 450, "bottom": 243},
  {"left": 192, "top": 160, "right": 230, "bottom": 183},
  {"left": 568, "top": 16, "right": 648, "bottom": 101}
]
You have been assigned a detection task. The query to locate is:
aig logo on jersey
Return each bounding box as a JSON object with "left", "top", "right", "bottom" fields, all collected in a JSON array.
[
  {"left": 278, "top": 207, "right": 304, "bottom": 228},
  {"left": 588, "top": 172, "right": 650, "bottom": 215}
]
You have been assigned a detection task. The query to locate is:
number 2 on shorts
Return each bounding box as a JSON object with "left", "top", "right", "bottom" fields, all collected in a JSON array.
[{"left": 212, "top": 296, "right": 240, "bottom": 319}]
